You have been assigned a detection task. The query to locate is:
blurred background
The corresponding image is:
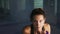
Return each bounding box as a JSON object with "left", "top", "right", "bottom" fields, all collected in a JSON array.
[{"left": 0, "top": 0, "right": 60, "bottom": 34}]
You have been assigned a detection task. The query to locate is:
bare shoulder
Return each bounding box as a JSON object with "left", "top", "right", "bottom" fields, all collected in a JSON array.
[
  {"left": 44, "top": 23, "right": 50, "bottom": 27},
  {"left": 44, "top": 23, "right": 51, "bottom": 34},
  {"left": 44, "top": 23, "right": 51, "bottom": 30},
  {"left": 23, "top": 25, "right": 31, "bottom": 34}
]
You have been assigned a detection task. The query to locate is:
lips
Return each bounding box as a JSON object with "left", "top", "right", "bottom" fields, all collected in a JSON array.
[{"left": 35, "top": 26, "right": 41, "bottom": 28}]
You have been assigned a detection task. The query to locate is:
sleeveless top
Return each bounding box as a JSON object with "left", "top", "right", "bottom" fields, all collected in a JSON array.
[{"left": 31, "top": 24, "right": 48, "bottom": 34}]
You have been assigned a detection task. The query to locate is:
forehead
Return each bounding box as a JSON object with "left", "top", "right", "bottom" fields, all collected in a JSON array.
[{"left": 33, "top": 15, "right": 45, "bottom": 20}]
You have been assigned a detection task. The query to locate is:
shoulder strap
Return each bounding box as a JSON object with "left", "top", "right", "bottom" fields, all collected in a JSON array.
[
  {"left": 46, "top": 31, "right": 48, "bottom": 34},
  {"left": 31, "top": 24, "right": 34, "bottom": 34}
]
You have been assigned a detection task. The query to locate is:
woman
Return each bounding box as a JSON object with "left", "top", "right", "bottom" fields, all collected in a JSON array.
[{"left": 23, "top": 8, "right": 51, "bottom": 34}]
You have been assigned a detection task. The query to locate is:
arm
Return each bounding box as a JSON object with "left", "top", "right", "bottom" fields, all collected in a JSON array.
[{"left": 22, "top": 26, "right": 31, "bottom": 34}]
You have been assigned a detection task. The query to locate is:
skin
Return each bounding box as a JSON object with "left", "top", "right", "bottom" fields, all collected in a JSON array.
[{"left": 23, "top": 15, "right": 51, "bottom": 34}]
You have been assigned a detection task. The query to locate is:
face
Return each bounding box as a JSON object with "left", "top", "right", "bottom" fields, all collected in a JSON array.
[{"left": 32, "top": 15, "right": 46, "bottom": 28}]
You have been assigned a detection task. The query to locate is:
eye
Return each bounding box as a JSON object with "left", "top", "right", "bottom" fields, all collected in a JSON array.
[
  {"left": 40, "top": 20, "right": 41, "bottom": 22},
  {"left": 33, "top": 20, "right": 37, "bottom": 22},
  {"left": 33, "top": 20, "right": 38, "bottom": 24},
  {"left": 40, "top": 20, "right": 42, "bottom": 22}
]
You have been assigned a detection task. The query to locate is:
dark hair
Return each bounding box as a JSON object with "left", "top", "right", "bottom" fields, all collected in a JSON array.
[{"left": 30, "top": 8, "right": 46, "bottom": 21}]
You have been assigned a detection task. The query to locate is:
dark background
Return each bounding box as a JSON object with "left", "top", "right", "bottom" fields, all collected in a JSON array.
[{"left": 0, "top": 0, "right": 60, "bottom": 34}]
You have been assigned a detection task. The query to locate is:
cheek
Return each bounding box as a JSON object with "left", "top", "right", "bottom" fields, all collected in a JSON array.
[
  {"left": 42, "top": 22, "right": 44, "bottom": 26},
  {"left": 39, "top": 21, "right": 45, "bottom": 26},
  {"left": 32, "top": 22, "right": 36, "bottom": 26},
  {"left": 33, "top": 22, "right": 37, "bottom": 26},
  {"left": 39, "top": 23, "right": 44, "bottom": 26}
]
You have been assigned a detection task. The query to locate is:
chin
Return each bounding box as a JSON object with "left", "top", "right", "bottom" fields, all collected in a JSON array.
[{"left": 35, "top": 27, "right": 40, "bottom": 28}]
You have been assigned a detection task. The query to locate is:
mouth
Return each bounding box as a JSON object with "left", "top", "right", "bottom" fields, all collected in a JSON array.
[{"left": 36, "top": 27, "right": 40, "bottom": 28}]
